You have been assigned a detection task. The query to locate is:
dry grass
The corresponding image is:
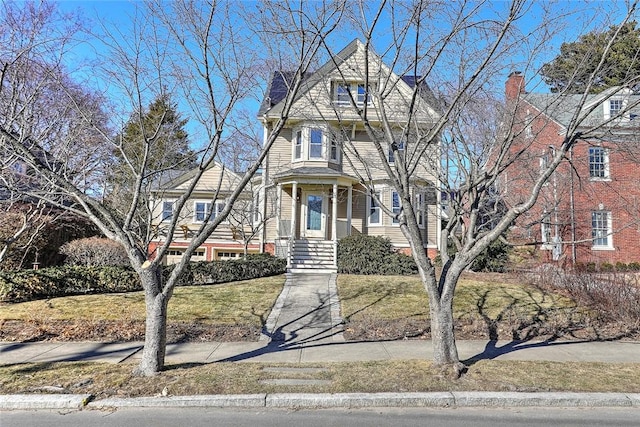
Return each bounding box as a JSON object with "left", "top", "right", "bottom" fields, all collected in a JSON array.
[
  {"left": 338, "top": 274, "right": 597, "bottom": 341},
  {"left": 1, "top": 360, "right": 638, "bottom": 397},
  {"left": 0, "top": 276, "right": 285, "bottom": 326}
]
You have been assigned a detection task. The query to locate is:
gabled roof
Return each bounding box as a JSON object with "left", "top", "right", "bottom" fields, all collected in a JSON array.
[
  {"left": 523, "top": 87, "right": 640, "bottom": 131},
  {"left": 153, "top": 161, "right": 243, "bottom": 193},
  {"left": 258, "top": 39, "right": 441, "bottom": 118}
]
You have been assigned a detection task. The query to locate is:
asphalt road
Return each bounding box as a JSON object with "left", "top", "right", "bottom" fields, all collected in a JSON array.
[{"left": 2, "top": 407, "right": 640, "bottom": 427}]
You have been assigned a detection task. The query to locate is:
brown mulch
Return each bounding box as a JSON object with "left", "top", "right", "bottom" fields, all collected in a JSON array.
[
  {"left": 2, "top": 316, "right": 637, "bottom": 344},
  {"left": 0, "top": 320, "right": 260, "bottom": 343}
]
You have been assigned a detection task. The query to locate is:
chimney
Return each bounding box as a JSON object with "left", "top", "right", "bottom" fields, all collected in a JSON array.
[{"left": 506, "top": 71, "right": 525, "bottom": 101}]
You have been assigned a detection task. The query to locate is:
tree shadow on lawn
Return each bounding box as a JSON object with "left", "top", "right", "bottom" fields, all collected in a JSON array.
[{"left": 461, "top": 286, "right": 640, "bottom": 366}]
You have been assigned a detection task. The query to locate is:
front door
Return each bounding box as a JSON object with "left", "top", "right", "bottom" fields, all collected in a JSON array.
[{"left": 303, "top": 191, "right": 326, "bottom": 238}]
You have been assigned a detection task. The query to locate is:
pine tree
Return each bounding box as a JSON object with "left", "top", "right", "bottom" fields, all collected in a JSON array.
[{"left": 541, "top": 22, "right": 640, "bottom": 94}]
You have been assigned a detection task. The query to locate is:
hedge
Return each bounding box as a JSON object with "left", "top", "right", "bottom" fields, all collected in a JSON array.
[
  {"left": 0, "top": 253, "right": 287, "bottom": 303},
  {"left": 337, "top": 234, "right": 418, "bottom": 275}
]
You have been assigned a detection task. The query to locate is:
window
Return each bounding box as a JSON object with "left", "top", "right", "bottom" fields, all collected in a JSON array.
[
  {"left": 589, "top": 147, "right": 609, "bottom": 179},
  {"left": 292, "top": 127, "right": 340, "bottom": 163},
  {"left": 416, "top": 192, "right": 426, "bottom": 228},
  {"left": 357, "top": 83, "right": 369, "bottom": 104},
  {"left": 609, "top": 99, "right": 623, "bottom": 117},
  {"left": 388, "top": 141, "right": 405, "bottom": 163},
  {"left": 330, "top": 136, "right": 339, "bottom": 161},
  {"left": 294, "top": 130, "right": 302, "bottom": 160},
  {"left": 194, "top": 202, "right": 211, "bottom": 222},
  {"left": 309, "top": 128, "right": 323, "bottom": 158},
  {"left": 591, "top": 211, "right": 612, "bottom": 248},
  {"left": 392, "top": 191, "right": 401, "bottom": 224},
  {"left": 193, "top": 201, "right": 225, "bottom": 223},
  {"left": 541, "top": 213, "right": 552, "bottom": 246},
  {"left": 162, "top": 201, "right": 173, "bottom": 222},
  {"left": 335, "top": 83, "right": 350, "bottom": 104},
  {"left": 333, "top": 81, "right": 371, "bottom": 106},
  {"left": 368, "top": 191, "right": 382, "bottom": 226}
]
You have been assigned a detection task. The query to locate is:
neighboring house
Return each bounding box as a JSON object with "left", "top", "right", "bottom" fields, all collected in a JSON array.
[
  {"left": 256, "top": 39, "right": 441, "bottom": 272},
  {"left": 148, "top": 164, "right": 259, "bottom": 265},
  {"left": 504, "top": 72, "right": 640, "bottom": 267}
]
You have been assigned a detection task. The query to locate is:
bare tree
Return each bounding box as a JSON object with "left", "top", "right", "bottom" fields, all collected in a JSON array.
[
  {"left": 317, "top": 0, "right": 640, "bottom": 376},
  {"left": 0, "top": 0, "right": 343, "bottom": 376}
]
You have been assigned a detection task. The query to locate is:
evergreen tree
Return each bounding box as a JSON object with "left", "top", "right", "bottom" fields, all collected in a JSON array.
[{"left": 541, "top": 22, "right": 640, "bottom": 94}]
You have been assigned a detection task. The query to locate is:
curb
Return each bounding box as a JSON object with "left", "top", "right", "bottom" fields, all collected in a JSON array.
[
  {"left": 0, "top": 394, "right": 92, "bottom": 410},
  {"left": 2, "top": 392, "right": 640, "bottom": 410}
]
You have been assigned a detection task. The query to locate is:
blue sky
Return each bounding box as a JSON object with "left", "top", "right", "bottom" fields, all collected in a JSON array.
[{"left": 52, "top": 0, "right": 639, "bottom": 139}]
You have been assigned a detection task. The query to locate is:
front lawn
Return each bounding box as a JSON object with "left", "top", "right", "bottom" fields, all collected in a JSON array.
[{"left": 0, "top": 275, "right": 285, "bottom": 342}]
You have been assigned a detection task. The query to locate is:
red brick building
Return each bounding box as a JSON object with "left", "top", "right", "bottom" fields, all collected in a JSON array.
[{"left": 504, "top": 72, "right": 640, "bottom": 268}]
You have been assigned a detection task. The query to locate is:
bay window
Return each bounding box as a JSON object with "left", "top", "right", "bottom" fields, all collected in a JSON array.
[{"left": 292, "top": 126, "right": 341, "bottom": 163}]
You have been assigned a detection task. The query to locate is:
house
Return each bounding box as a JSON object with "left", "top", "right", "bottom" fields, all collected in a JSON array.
[
  {"left": 148, "top": 164, "right": 259, "bottom": 265},
  {"left": 504, "top": 72, "right": 640, "bottom": 267},
  {"left": 255, "top": 39, "right": 441, "bottom": 272}
]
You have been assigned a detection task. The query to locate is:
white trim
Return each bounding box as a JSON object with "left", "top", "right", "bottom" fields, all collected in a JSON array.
[
  {"left": 591, "top": 210, "right": 613, "bottom": 250},
  {"left": 391, "top": 190, "right": 401, "bottom": 225},
  {"left": 367, "top": 189, "right": 382, "bottom": 227}
]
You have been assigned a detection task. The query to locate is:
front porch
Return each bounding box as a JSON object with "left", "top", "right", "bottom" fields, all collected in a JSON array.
[{"left": 272, "top": 173, "right": 359, "bottom": 272}]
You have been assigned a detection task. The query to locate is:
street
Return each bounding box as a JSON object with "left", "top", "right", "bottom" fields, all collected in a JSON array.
[{"left": 2, "top": 407, "right": 639, "bottom": 427}]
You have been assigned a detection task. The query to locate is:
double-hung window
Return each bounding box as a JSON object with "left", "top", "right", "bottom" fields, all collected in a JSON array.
[
  {"left": 588, "top": 147, "right": 609, "bottom": 179},
  {"left": 591, "top": 210, "right": 612, "bottom": 249},
  {"left": 194, "top": 202, "right": 212, "bottom": 222},
  {"left": 294, "top": 130, "right": 303, "bottom": 160},
  {"left": 333, "top": 81, "right": 370, "bottom": 106},
  {"left": 415, "top": 192, "right": 426, "bottom": 228},
  {"left": 391, "top": 191, "right": 401, "bottom": 224},
  {"left": 368, "top": 191, "right": 382, "bottom": 226},
  {"left": 609, "top": 99, "right": 623, "bottom": 118},
  {"left": 162, "top": 201, "right": 174, "bottom": 222},
  {"left": 541, "top": 212, "right": 552, "bottom": 247},
  {"left": 309, "top": 128, "right": 323, "bottom": 158}
]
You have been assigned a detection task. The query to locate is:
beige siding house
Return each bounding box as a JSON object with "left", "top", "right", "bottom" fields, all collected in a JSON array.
[
  {"left": 257, "top": 39, "right": 441, "bottom": 272},
  {"left": 149, "top": 164, "right": 259, "bottom": 264}
]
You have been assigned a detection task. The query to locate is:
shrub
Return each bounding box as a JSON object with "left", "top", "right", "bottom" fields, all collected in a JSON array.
[
  {"left": 470, "top": 239, "right": 511, "bottom": 272},
  {"left": 188, "top": 253, "right": 286, "bottom": 284},
  {"left": 337, "top": 234, "right": 417, "bottom": 275},
  {"left": 0, "top": 265, "right": 140, "bottom": 303},
  {"left": 60, "top": 237, "right": 129, "bottom": 266},
  {"left": 0, "top": 253, "right": 286, "bottom": 303}
]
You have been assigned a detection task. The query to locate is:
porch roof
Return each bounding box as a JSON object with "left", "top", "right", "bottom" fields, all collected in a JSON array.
[{"left": 272, "top": 167, "right": 359, "bottom": 184}]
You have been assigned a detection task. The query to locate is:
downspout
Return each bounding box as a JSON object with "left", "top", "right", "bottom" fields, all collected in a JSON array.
[{"left": 569, "top": 145, "right": 577, "bottom": 265}]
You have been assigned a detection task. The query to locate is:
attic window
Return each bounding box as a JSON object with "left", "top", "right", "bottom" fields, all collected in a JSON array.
[{"left": 333, "top": 82, "right": 370, "bottom": 106}]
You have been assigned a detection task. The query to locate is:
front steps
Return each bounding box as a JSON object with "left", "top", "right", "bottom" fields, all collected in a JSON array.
[{"left": 289, "top": 239, "right": 336, "bottom": 273}]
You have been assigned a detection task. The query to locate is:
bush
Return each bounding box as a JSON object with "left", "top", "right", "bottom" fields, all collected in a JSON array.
[
  {"left": 60, "top": 237, "right": 129, "bottom": 266},
  {"left": 0, "top": 265, "right": 140, "bottom": 303},
  {"left": 337, "top": 235, "right": 417, "bottom": 275},
  {"left": 188, "top": 253, "right": 286, "bottom": 284},
  {"left": 0, "top": 253, "right": 286, "bottom": 303},
  {"left": 470, "top": 239, "right": 511, "bottom": 272}
]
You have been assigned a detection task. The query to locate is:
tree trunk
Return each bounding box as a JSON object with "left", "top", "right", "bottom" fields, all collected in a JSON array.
[
  {"left": 133, "top": 266, "right": 169, "bottom": 376},
  {"left": 429, "top": 293, "right": 465, "bottom": 377}
]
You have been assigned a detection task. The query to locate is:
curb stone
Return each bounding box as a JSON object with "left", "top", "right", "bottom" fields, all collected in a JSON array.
[
  {"left": 4, "top": 392, "right": 640, "bottom": 410},
  {"left": 0, "top": 394, "right": 92, "bottom": 410}
]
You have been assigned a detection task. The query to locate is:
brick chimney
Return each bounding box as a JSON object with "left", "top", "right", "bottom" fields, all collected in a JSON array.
[{"left": 505, "top": 71, "right": 525, "bottom": 101}]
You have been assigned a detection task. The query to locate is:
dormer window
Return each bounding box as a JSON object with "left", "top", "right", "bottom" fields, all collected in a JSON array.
[
  {"left": 609, "top": 99, "right": 623, "bottom": 117},
  {"left": 333, "top": 81, "right": 370, "bottom": 106},
  {"left": 292, "top": 126, "right": 341, "bottom": 163}
]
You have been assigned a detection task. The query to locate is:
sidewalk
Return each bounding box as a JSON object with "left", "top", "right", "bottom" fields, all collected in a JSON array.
[{"left": 1, "top": 272, "right": 640, "bottom": 410}]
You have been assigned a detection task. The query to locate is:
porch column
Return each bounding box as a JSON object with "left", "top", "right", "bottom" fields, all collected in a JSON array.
[
  {"left": 332, "top": 183, "right": 338, "bottom": 242},
  {"left": 347, "top": 184, "right": 353, "bottom": 236},
  {"left": 332, "top": 182, "right": 338, "bottom": 268},
  {"left": 290, "top": 182, "right": 298, "bottom": 239},
  {"left": 275, "top": 183, "right": 282, "bottom": 238}
]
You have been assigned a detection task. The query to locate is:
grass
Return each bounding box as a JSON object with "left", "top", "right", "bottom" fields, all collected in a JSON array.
[
  {"left": 0, "top": 275, "right": 285, "bottom": 327},
  {"left": 1, "top": 360, "right": 639, "bottom": 397},
  {"left": 338, "top": 274, "right": 587, "bottom": 340},
  {"left": 0, "top": 272, "right": 638, "bottom": 396}
]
